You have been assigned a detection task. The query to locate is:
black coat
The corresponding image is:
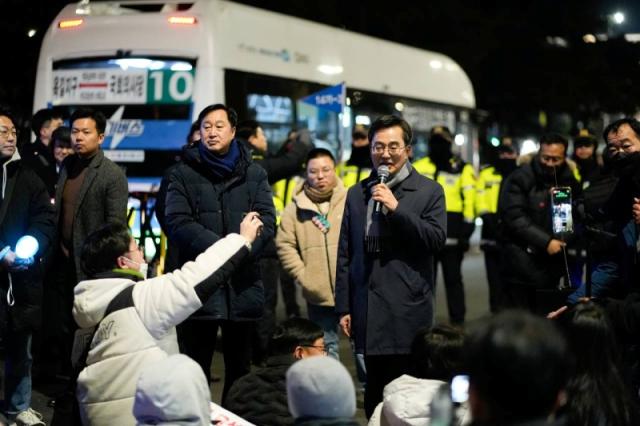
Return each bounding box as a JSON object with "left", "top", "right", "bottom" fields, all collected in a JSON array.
[
  {"left": 225, "top": 354, "right": 295, "bottom": 426},
  {"left": 0, "top": 154, "right": 56, "bottom": 332},
  {"left": 497, "top": 157, "right": 581, "bottom": 288},
  {"left": 55, "top": 150, "right": 129, "bottom": 282},
  {"left": 164, "top": 141, "right": 276, "bottom": 320},
  {"left": 20, "top": 139, "right": 57, "bottom": 198},
  {"left": 335, "top": 167, "right": 447, "bottom": 355},
  {"left": 248, "top": 128, "right": 313, "bottom": 185}
]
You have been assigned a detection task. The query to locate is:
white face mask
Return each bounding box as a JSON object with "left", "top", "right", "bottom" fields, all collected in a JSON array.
[{"left": 121, "top": 256, "right": 149, "bottom": 280}]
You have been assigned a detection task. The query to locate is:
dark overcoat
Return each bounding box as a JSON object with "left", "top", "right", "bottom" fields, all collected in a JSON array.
[
  {"left": 55, "top": 150, "right": 129, "bottom": 282},
  {"left": 164, "top": 141, "right": 276, "bottom": 321},
  {"left": 0, "top": 153, "right": 56, "bottom": 332},
  {"left": 335, "top": 167, "right": 446, "bottom": 355}
]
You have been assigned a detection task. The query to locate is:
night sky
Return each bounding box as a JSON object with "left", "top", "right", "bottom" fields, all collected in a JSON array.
[{"left": 3, "top": 0, "right": 640, "bottom": 138}]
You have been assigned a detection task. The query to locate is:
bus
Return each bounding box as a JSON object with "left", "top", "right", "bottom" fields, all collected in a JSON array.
[
  {"left": 34, "top": 0, "right": 477, "bottom": 260},
  {"left": 35, "top": 0, "right": 477, "bottom": 176}
]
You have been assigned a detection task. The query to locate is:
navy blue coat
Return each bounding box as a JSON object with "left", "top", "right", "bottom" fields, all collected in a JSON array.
[
  {"left": 164, "top": 141, "right": 275, "bottom": 321},
  {"left": 335, "top": 167, "right": 446, "bottom": 355}
]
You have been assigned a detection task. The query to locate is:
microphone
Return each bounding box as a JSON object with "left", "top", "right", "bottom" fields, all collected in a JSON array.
[{"left": 374, "top": 165, "right": 390, "bottom": 214}]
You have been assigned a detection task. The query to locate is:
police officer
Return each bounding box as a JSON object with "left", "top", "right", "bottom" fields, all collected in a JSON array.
[
  {"left": 475, "top": 142, "right": 518, "bottom": 313},
  {"left": 413, "top": 126, "right": 476, "bottom": 324}
]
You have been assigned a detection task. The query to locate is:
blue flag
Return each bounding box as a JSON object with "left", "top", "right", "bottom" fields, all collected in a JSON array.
[{"left": 300, "top": 82, "right": 345, "bottom": 113}]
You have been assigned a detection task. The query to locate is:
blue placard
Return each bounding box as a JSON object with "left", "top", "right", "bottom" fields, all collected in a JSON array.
[{"left": 300, "top": 82, "right": 345, "bottom": 113}]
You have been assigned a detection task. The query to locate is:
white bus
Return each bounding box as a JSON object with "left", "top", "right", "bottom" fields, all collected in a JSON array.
[{"left": 35, "top": 0, "right": 476, "bottom": 179}]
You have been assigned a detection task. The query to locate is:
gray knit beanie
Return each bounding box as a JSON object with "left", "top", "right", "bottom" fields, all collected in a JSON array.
[{"left": 286, "top": 356, "right": 356, "bottom": 419}]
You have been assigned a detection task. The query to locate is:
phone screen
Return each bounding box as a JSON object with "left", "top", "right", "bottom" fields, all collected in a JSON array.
[
  {"left": 551, "top": 187, "right": 573, "bottom": 234},
  {"left": 451, "top": 374, "right": 469, "bottom": 404}
]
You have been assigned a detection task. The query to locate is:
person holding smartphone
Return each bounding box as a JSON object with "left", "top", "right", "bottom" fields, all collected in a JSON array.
[{"left": 498, "top": 133, "right": 581, "bottom": 313}]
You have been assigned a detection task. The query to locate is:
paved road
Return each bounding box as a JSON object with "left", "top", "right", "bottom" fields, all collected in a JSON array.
[{"left": 17, "top": 241, "right": 491, "bottom": 425}]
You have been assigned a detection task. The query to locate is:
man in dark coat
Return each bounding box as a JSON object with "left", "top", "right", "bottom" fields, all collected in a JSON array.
[
  {"left": 164, "top": 103, "right": 276, "bottom": 404},
  {"left": 498, "top": 133, "right": 581, "bottom": 313},
  {"left": 0, "top": 107, "right": 56, "bottom": 424},
  {"left": 20, "top": 108, "right": 64, "bottom": 198},
  {"left": 335, "top": 115, "right": 447, "bottom": 418},
  {"left": 52, "top": 107, "right": 128, "bottom": 382},
  {"left": 225, "top": 318, "right": 325, "bottom": 426}
]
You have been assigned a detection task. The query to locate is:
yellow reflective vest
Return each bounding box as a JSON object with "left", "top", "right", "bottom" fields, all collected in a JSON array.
[
  {"left": 335, "top": 162, "right": 371, "bottom": 189},
  {"left": 413, "top": 156, "right": 476, "bottom": 222},
  {"left": 475, "top": 165, "right": 502, "bottom": 216}
]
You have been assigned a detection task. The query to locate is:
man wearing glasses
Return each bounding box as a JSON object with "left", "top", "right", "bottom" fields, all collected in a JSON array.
[
  {"left": 0, "top": 107, "right": 55, "bottom": 425},
  {"left": 335, "top": 115, "right": 447, "bottom": 418},
  {"left": 498, "top": 133, "right": 580, "bottom": 313}
]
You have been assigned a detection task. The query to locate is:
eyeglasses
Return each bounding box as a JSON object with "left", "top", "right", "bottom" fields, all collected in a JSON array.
[
  {"left": 0, "top": 126, "right": 18, "bottom": 140},
  {"left": 301, "top": 345, "right": 327, "bottom": 355},
  {"left": 371, "top": 142, "right": 405, "bottom": 155}
]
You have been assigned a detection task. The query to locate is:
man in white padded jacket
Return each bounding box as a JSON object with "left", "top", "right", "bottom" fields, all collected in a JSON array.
[{"left": 72, "top": 212, "right": 263, "bottom": 426}]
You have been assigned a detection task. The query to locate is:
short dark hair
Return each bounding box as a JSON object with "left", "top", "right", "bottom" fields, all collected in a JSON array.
[
  {"left": 603, "top": 118, "right": 640, "bottom": 143},
  {"left": 70, "top": 108, "right": 107, "bottom": 134},
  {"left": 410, "top": 324, "right": 465, "bottom": 381},
  {"left": 465, "top": 310, "right": 570, "bottom": 424},
  {"left": 268, "top": 318, "right": 324, "bottom": 356},
  {"left": 197, "top": 104, "right": 238, "bottom": 129},
  {"left": 306, "top": 147, "right": 335, "bottom": 165},
  {"left": 0, "top": 106, "right": 16, "bottom": 127},
  {"left": 31, "top": 108, "right": 64, "bottom": 134},
  {"left": 540, "top": 133, "right": 568, "bottom": 151},
  {"left": 236, "top": 119, "right": 260, "bottom": 141},
  {"left": 51, "top": 126, "right": 71, "bottom": 148},
  {"left": 368, "top": 115, "right": 412, "bottom": 146},
  {"left": 81, "top": 223, "right": 131, "bottom": 277}
]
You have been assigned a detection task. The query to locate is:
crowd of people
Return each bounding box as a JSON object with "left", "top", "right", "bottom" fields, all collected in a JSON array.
[{"left": 1, "top": 101, "right": 640, "bottom": 426}]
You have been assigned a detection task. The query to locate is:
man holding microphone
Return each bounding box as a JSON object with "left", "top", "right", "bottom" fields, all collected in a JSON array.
[{"left": 335, "top": 115, "right": 447, "bottom": 418}]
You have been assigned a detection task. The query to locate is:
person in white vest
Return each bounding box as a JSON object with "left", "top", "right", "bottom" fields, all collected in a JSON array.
[{"left": 73, "top": 212, "right": 263, "bottom": 426}]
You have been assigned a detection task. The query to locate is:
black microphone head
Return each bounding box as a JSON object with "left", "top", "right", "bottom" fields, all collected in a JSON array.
[{"left": 377, "top": 165, "right": 390, "bottom": 179}]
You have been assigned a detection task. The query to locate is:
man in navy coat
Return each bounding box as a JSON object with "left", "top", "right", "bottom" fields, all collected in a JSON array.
[{"left": 335, "top": 115, "right": 447, "bottom": 418}]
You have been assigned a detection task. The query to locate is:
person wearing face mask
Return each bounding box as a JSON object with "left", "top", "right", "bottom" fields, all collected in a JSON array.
[
  {"left": 475, "top": 141, "right": 518, "bottom": 313},
  {"left": 497, "top": 133, "right": 581, "bottom": 313},
  {"left": 72, "top": 212, "right": 263, "bottom": 426},
  {"left": 337, "top": 125, "right": 373, "bottom": 188},
  {"left": 413, "top": 126, "right": 476, "bottom": 324}
]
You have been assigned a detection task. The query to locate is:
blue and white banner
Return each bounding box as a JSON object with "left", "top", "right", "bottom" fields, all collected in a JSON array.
[{"left": 300, "top": 82, "right": 345, "bottom": 113}]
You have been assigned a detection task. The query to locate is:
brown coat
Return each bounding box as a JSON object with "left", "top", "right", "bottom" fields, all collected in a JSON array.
[{"left": 276, "top": 180, "right": 346, "bottom": 307}]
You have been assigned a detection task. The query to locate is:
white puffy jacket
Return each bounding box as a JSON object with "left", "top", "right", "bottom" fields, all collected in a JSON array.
[{"left": 73, "top": 233, "right": 249, "bottom": 426}]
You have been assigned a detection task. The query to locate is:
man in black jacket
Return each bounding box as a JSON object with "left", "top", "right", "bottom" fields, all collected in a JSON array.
[
  {"left": 20, "top": 108, "right": 64, "bottom": 198},
  {"left": 164, "top": 104, "right": 276, "bottom": 404},
  {"left": 498, "top": 133, "right": 581, "bottom": 313},
  {"left": 225, "top": 318, "right": 325, "bottom": 426},
  {"left": 0, "top": 107, "right": 56, "bottom": 425}
]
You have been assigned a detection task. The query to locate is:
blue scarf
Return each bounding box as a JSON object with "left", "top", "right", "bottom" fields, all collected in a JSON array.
[{"left": 198, "top": 140, "right": 240, "bottom": 179}]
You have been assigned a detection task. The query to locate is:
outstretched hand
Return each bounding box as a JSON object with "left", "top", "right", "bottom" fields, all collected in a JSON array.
[{"left": 240, "top": 212, "right": 264, "bottom": 244}]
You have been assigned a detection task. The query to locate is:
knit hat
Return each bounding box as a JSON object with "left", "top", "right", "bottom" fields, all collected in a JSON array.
[
  {"left": 286, "top": 356, "right": 356, "bottom": 419},
  {"left": 133, "top": 354, "right": 211, "bottom": 426}
]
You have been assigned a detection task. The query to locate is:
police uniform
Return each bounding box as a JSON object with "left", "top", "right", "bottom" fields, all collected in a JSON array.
[{"left": 413, "top": 127, "right": 475, "bottom": 323}]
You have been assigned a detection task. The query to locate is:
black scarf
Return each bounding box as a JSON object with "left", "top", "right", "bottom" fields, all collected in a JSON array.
[{"left": 198, "top": 140, "right": 240, "bottom": 180}]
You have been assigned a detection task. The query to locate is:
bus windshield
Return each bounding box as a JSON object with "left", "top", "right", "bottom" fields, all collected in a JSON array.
[{"left": 52, "top": 56, "right": 196, "bottom": 151}]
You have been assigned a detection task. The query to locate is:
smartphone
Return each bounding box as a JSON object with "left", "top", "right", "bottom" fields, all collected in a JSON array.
[
  {"left": 450, "top": 374, "right": 469, "bottom": 404},
  {"left": 551, "top": 187, "right": 573, "bottom": 235}
]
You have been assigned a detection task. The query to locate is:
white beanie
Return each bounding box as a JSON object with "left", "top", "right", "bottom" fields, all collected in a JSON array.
[
  {"left": 133, "top": 354, "right": 211, "bottom": 426},
  {"left": 286, "top": 356, "right": 356, "bottom": 419}
]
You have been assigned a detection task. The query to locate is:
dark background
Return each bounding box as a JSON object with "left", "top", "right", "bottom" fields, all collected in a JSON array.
[{"left": 3, "top": 0, "right": 640, "bottom": 140}]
